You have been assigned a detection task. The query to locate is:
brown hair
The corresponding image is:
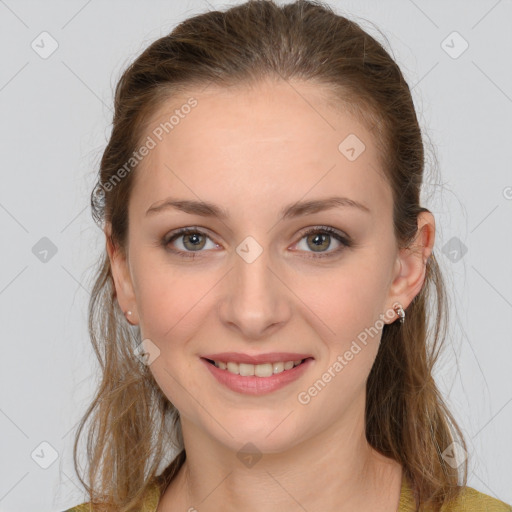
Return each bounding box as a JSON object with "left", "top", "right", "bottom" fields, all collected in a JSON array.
[{"left": 73, "top": 1, "right": 467, "bottom": 510}]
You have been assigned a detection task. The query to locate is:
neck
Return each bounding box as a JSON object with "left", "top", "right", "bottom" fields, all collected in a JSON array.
[{"left": 159, "top": 403, "right": 403, "bottom": 512}]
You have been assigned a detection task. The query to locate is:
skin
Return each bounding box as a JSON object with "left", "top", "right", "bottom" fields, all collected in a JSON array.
[{"left": 106, "top": 78, "right": 435, "bottom": 512}]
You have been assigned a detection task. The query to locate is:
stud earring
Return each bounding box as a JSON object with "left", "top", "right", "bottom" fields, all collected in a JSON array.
[{"left": 393, "top": 303, "right": 405, "bottom": 324}]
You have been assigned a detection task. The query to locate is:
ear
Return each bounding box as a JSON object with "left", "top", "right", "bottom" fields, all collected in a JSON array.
[
  {"left": 385, "top": 211, "right": 435, "bottom": 322},
  {"left": 105, "top": 222, "right": 138, "bottom": 324}
]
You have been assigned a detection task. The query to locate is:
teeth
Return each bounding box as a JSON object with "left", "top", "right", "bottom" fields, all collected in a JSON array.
[{"left": 212, "top": 359, "right": 305, "bottom": 377}]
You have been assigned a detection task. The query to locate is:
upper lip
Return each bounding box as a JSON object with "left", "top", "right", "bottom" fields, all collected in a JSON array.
[{"left": 201, "top": 352, "right": 313, "bottom": 365}]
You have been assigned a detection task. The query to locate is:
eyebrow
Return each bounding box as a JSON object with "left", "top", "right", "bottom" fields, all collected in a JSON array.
[{"left": 145, "top": 195, "right": 371, "bottom": 219}]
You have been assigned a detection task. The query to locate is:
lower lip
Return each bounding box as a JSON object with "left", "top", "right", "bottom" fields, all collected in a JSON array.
[{"left": 201, "top": 357, "right": 314, "bottom": 395}]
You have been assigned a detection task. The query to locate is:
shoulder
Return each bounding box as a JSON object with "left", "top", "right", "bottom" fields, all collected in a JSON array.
[
  {"left": 441, "top": 486, "right": 512, "bottom": 512},
  {"left": 400, "top": 477, "right": 511, "bottom": 512},
  {"left": 62, "top": 478, "right": 162, "bottom": 512}
]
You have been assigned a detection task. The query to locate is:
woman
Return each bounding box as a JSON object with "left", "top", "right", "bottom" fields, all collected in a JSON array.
[{"left": 65, "top": 1, "right": 511, "bottom": 511}]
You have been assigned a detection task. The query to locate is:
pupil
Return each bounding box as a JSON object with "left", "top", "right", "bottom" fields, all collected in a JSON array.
[
  {"left": 184, "top": 232, "right": 205, "bottom": 251},
  {"left": 310, "top": 233, "right": 329, "bottom": 251}
]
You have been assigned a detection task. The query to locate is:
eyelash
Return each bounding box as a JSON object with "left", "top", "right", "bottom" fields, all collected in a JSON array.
[{"left": 162, "top": 225, "right": 352, "bottom": 260}]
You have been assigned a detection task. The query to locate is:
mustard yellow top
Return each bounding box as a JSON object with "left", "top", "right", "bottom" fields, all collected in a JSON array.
[{"left": 64, "top": 475, "right": 512, "bottom": 511}]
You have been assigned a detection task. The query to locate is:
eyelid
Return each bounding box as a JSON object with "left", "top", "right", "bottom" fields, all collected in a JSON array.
[{"left": 295, "top": 225, "right": 351, "bottom": 242}]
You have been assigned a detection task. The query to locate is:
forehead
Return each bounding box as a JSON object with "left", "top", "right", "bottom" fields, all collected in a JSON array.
[{"left": 131, "top": 79, "right": 391, "bottom": 220}]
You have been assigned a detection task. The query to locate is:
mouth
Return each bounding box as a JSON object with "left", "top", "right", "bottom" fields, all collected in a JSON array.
[
  {"left": 200, "top": 355, "right": 314, "bottom": 395},
  {"left": 202, "top": 357, "right": 312, "bottom": 377}
]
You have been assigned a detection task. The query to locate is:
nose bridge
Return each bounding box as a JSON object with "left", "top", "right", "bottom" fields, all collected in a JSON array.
[{"left": 218, "top": 237, "right": 290, "bottom": 338}]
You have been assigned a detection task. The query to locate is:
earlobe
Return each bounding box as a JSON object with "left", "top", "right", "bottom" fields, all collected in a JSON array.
[{"left": 387, "top": 211, "right": 435, "bottom": 315}]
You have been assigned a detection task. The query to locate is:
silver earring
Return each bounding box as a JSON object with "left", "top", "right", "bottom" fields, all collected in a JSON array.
[{"left": 393, "top": 303, "right": 405, "bottom": 324}]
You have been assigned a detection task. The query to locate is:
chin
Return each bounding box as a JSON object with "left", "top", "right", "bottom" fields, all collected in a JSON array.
[{"left": 209, "top": 415, "right": 306, "bottom": 455}]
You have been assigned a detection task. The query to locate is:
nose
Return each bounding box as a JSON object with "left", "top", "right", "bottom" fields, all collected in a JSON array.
[{"left": 217, "top": 243, "right": 292, "bottom": 340}]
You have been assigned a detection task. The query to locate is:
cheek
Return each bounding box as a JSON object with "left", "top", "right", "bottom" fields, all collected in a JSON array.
[
  {"left": 137, "top": 273, "right": 210, "bottom": 343},
  {"left": 305, "top": 262, "right": 390, "bottom": 334},
  {"left": 130, "top": 246, "right": 212, "bottom": 342},
  {"left": 300, "top": 256, "right": 393, "bottom": 380},
  {"left": 134, "top": 263, "right": 210, "bottom": 410}
]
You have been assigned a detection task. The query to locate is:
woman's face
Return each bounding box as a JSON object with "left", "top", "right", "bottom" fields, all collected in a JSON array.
[{"left": 109, "top": 79, "right": 422, "bottom": 454}]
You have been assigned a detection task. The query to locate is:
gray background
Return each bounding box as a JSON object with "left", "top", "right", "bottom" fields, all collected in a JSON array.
[{"left": 0, "top": 0, "right": 511, "bottom": 510}]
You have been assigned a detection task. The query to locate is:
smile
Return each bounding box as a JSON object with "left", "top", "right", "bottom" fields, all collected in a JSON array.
[
  {"left": 201, "top": 357, "right": 314, "bottom": 395},
  {"left": 206, "top": 358, "right": 306, "bottom": 377}
]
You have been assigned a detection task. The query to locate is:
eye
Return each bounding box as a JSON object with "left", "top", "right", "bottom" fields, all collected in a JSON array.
[
  {"left": 293, "top": 226, "right": 352, "bottom": 258},
  {"left": 162, "top": 227, "right": 219, "bottom": 258},
  {"left": 162, "top": 225, "right": 352, "bottom": 259}
]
